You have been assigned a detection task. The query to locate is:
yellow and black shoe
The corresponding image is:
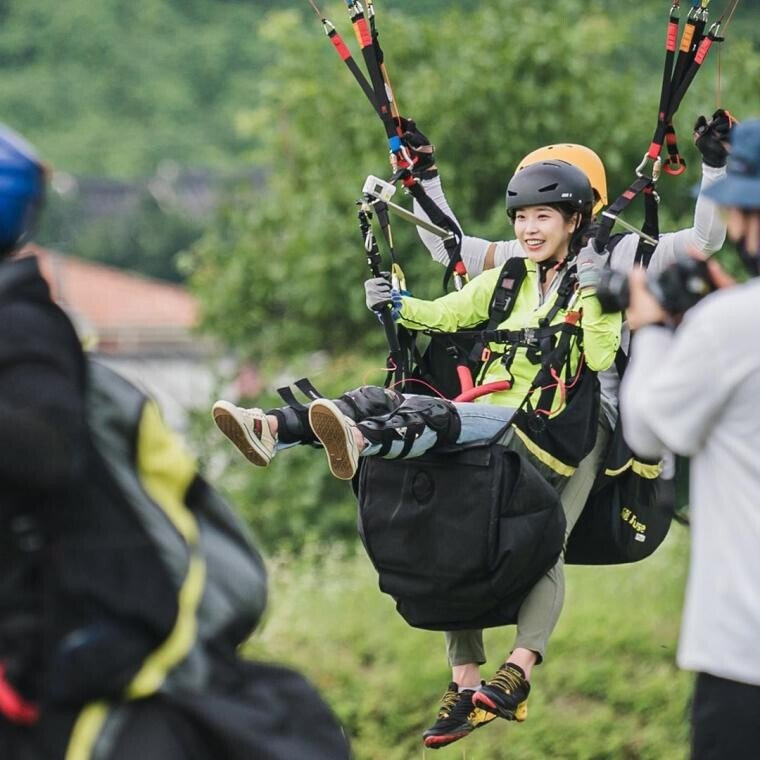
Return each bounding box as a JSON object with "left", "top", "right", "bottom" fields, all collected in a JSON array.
[
  {"left": 472, "top": 662, "right": 530, "bottom": 721},
  {"left": 422, "top": 682, "right": 497, "bottom": 749}
]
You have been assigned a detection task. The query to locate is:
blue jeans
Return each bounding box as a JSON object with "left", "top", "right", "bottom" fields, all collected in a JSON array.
[{"left": 361, "top": 396, "right": 518, "bottom": 459}]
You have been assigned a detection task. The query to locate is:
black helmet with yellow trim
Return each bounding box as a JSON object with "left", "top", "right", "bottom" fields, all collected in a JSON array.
[{"left": 518, "top": 143, "right": 607, "bottom": 214}]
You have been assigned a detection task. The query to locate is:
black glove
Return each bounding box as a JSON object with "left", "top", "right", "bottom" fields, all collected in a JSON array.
[
  {"left": 694, "top": 109, "right": 734, "bottom": 168},
  {"left": 397, "top": 117, "right": 436, "bottom": 176},
  {"left": 364, "top": 275, "right": 393, "bottom": 312}
]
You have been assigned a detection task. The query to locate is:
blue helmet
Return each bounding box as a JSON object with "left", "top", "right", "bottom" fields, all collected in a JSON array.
[{"left": 0, "top": 124, "right": 46, "bottom": 256}]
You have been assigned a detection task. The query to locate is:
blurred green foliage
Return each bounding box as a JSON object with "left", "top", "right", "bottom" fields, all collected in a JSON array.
[
  {"left": 249, "top": 527, "right": 693, "bottom": 759},
  {"left": 38, "top": 191, "right": 204, "bottom": 281},
  {"left": 0, "top": 0, "right": 271, "bottom": 176}
]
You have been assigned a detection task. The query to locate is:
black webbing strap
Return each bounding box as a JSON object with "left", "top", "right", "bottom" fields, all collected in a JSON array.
[
  {"left": 277, "top": 386, "right": 308, "bottom": 412},
  {"left": 614, "top": 345, "right": 629, "bottom": 379},
  {"left": 294, "top": 378, "right": 326, "bottom": 401},
  {"left": 525, "top": 267, "right": 582, "bottom": 412},
  {"left": 594, "top": 175, "right": 653, "bottom": 253},
  {"left": 467, "top": 256, "right": 528, "bottom": 365},
  {"left": 540, "top": 262, "right": 575, "bottom": 326},
  {"left": 473, "top": 322, "right": 569, "bottom": 347},
  {"left": 634, "top": 185, "right": 660, "bottom": 268},
  {"left": 598, "top": 2, "right": 724, "bottom": 255},
  {"left": 277, "top": 378, "right": 327, "bottom": 410},
  {"left": 404, "top": 180, "right": 466, "bottom": 292},
  {"left": 358, "top": 206, "right": 406, "bottom": 387},
  {"left": 531, "top": 321, "right": 583, "bottom": 414}
]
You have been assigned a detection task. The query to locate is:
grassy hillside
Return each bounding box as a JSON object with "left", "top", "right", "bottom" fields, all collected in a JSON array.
[{"left": 246, "top": 526, "right": 693, "bottom": 759}]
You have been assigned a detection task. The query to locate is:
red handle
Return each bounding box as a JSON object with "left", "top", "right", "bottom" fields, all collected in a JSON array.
[{"left": 454, "top": 380, "right": 512, "bottom": 403}]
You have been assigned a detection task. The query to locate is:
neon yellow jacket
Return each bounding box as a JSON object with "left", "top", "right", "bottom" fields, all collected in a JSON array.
[{"left": 398, "top": 259, "right": 622, "bottom": 415}]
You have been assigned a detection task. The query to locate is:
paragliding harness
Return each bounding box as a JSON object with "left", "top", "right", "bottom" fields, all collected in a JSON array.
[
  {"left": 398, "top": 256, "right": 600, "bottom": 470},
  {"left": 276, "top": 258, "right": 598, "bottom": 631},
  {"left": 566, "top": 347, "right": 669, "bottom": 565},
  {"left": 353, "top": 261, "right": 597, "bottom": 630},
  {"left": 1, "top": 336, "right": 346, "bottom": 757},
  {"left": 564, "top": 235, "right": 670, "bottom": 565}
]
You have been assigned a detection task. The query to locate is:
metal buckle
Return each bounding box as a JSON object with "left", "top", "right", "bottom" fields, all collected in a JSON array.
[{"left": 636, "top": 153, "right": 662, "bottom": 182}]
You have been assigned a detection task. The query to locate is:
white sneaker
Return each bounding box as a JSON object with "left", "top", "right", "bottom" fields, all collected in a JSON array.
[
  {"left": 308, "top": 399, "right": 361, "bottom": 480},
  {"left": 211, "top": 401, "right": 276, "bottom": 467}
]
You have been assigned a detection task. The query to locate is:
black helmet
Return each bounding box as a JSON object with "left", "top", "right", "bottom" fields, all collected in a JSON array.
[{"left": 506, "top": 160, "right": 593, "bottom": 219}]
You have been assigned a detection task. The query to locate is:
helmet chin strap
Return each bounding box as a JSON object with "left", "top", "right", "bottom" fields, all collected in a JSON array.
[
  {"left": 538, "top": 257, "right": 567, "bottom": 284},
  {"left": 537, "top": 215, "right": 582, "bottom": 283}
]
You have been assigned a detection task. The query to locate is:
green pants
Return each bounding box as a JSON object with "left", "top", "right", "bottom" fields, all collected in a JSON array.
[{"left": 444, "top": 416, "right": 612, "bottom": 667}]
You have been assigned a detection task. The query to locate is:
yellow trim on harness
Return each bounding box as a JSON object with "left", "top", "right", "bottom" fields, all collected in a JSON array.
[
  {"left": 64, "top": 702, "right": 109, "bottom": 760},
  {"left": 605, "top": 458, "right": 633, "bottom": 478},
  {"left": 65, "top": 400, "right": 207, "bottom": 760},
  {"left": 137, "top": 400, "right": 199, "bottom": 543},
  {"left": 513, "top": 427, "right": 577, "bottom": 477},
  {"left": 631, "top": 459, "right": 663, "bottom": 480},
  {"left": 127, "top": 399, "right": 206, "bottom": 698},
  {"left": 605, "top": 458, "right": 662, "bottom": 480}
]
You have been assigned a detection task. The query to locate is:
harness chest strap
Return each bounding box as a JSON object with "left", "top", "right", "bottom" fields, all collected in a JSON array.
[
  {"left": 468, "top": 256, "right": 529, "bottom": 367},
  {"left": 473, "top": 258, "right": 582, "bottom": 394}
]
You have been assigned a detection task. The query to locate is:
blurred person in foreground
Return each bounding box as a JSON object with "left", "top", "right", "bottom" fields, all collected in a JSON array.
[
  {"left": 0, "top": 124, "right": 349, "bottom": 760},
  {"left": 620, "top": 119, "right": 760, "bottom": 760}
]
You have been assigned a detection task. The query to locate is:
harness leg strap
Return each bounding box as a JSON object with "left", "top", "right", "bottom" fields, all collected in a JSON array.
[
  {"left": 357, "top": 396, "right": 461, "bottom": 459},
  {"left": 271, "top": 384, "right": 404, "bottom": 445}
]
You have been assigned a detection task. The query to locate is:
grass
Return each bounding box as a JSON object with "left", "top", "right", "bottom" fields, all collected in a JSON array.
[{"left": 244, "top": 524, "right": 694, "bottom": 759}]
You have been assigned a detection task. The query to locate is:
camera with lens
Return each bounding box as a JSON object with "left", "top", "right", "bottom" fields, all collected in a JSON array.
[{"left": 595, "top": 257, "right": 716, "bottom": 316}]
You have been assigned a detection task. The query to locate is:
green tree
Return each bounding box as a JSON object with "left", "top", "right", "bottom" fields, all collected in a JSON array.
[{"left": 0, "top": 0, "right": 271, "bottom": 176}]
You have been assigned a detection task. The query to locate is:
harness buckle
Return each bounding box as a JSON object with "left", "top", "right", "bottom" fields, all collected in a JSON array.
[
  {"left": 636, "top": 152, "right": 661, "bottom": 182},
  {"left": 523, "top": 328, "right": 538, "bottom": 347},
  {"left": 480, "top": 347, "right": 491, "bottom": 362}
]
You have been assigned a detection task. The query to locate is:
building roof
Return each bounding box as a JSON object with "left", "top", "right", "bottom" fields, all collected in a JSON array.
[{"left": 21, "top": 245, "right": 201, "bottom": 354}]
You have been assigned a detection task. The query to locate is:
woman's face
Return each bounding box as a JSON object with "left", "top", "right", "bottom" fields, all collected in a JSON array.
[{"left": 513, "top": 205, "right": 578, "bottom": 263}]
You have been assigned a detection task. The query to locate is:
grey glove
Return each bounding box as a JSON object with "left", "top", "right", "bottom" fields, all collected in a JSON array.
[
  {"left": 364, "top": 276, "right": 393, "bottom": 312},
  {"left": 575, "top": 245, "right": 608, "bottom": 290}
]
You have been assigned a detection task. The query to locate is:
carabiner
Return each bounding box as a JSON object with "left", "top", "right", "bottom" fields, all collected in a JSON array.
[
  {"left": 636, "top": 153, "right": 662, "bottom": 182},
  {"left": 391, "top": 262, "right": 406, "bottom": 293}
]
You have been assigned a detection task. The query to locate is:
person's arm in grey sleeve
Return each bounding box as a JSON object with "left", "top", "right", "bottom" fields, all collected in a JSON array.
[
  {"left": 413, "top": 175, "right": 514, "bottom": 276},
  {"left": 608, "top": 163, "right": 728, "bottom": 276},
  {"left": 621, "top": 304, "right": 733, "bottom": 459},
  {"left": 647, "top": 164, "right": 728, "bottom": 274}
]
